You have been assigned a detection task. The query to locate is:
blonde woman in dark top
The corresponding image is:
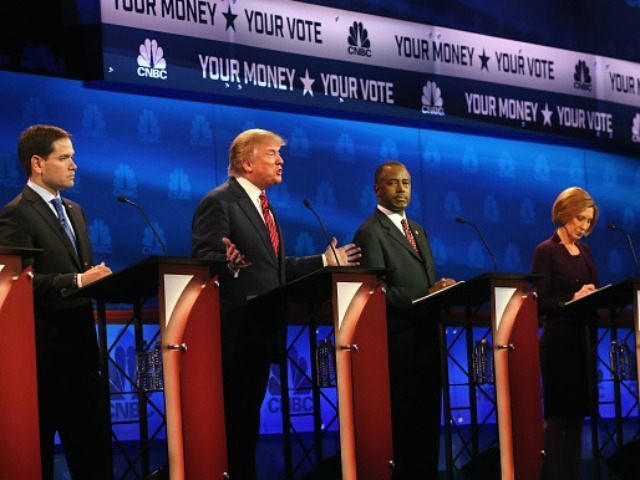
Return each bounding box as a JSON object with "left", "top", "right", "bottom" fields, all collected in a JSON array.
[{"left": 531, "top": 187, "right": 599, "bottom": 480}]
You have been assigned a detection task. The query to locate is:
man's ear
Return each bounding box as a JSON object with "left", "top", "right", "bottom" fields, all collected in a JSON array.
[
  {"left": 31, "top": 155, "right": 43, "bottom": 175},
  {"left": 241, "top": 158, "right": 253, "bottom": 174}
]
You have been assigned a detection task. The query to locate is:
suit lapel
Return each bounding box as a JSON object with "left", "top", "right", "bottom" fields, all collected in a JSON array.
[
  {"left": 229, "top": 178, "right": 279, "bottom": 265},
  {"left": 410, "top": 219, "right": 436, "bottom": 284},
  {"left": 23, "top": 187, "right": 82, "bottom": 270},
  {"left": 64, "top": 198, "right": 91, "bottom": 270},
  {"left": 375, "top": 210, "right": 422, "bottom": 261}
]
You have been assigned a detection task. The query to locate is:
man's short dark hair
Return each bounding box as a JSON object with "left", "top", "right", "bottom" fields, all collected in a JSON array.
[
  {"left": 18, "top": 125, "right": 71, "bottom": 176},
  {"left": 374, "top": 161, "right": 407, "bottom": 184}
]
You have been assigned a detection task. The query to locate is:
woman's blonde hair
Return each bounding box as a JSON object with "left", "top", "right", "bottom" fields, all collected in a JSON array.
[{"left": 552, "top": 187, "right": 598, "bottom": 235}]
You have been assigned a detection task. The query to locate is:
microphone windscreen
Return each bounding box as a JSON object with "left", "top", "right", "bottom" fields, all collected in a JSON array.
[
  {"left": 302, "top": 199, "right": 311, "bottom": 209},
  {"left": 455, "top": 217, "right": 465, "bottom": 223},
  {"left": 116, "top": 196, "right": 127, "bottom": 203}
]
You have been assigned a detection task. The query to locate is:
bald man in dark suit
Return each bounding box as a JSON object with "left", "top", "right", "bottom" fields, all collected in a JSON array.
[
  {"left": 0, "top": 125, "right": 112, "bottom": 480},
  {"left": 354, "top": 161, "right": 454, "bottom": 479}
]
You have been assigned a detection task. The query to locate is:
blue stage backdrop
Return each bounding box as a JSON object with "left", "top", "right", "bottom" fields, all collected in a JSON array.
[{"left": 0, "top": 69, "right": 638, "bottom": 437}]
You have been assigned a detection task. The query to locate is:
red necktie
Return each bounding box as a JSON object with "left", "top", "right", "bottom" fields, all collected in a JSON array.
[
  {"left": 259, "top": 191, "right": 280, "bottom": 256},
  {"left": 401, "top": 218, "right": 418, "bottom": 253}
]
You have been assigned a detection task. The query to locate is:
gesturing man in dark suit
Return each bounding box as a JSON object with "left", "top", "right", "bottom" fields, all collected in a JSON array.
[
  {"left": 192, "top": 128, "right": 360, "bottom": 480},
  {"left": 0, "top": 125, "right": 112, "bottom": 479},
  {"left": 354, "top": 161, "right": 454, "bottom": 479}
]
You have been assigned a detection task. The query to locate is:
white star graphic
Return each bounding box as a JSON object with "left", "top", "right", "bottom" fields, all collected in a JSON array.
[
  {"left": 300, "top": 69, "right": 315, "bottom": 97},
  {"left": 541, "top": 103, "right": 553, "bottom": 126}
]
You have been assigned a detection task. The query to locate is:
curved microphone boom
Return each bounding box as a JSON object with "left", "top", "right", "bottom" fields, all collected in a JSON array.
[
  {"left": 117, "top": 196, "right": 168, "bottom": 256},
  {"left": 303, "top": 199, "right": 340, "bottom": 266},
  {"left": 608, "top": 224, "right": 639, "bottom": 277},
  {"left": 456, "top": 217, "right": 497, "bottom": 272}
]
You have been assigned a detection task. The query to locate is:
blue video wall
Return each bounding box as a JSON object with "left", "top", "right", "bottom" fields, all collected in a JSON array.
[{"left": 0, "top": 69, "right": 638, "bottom": 437}]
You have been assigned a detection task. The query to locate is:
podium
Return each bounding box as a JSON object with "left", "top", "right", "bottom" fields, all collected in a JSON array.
[
  {"left": 76, "top": 256, "right": 226, "bottom": 480},
  {"left": 414, "top": 273, "right": 543, "bottom": 480},
  {"left": 0, "top": 247, "right": 42, "bottom": 479},
  {"left": 249, "top": 267, "right": 393, "bottom": 480},
  {"left": 561, "top": 278, "right": 640, "bottom": 478}
]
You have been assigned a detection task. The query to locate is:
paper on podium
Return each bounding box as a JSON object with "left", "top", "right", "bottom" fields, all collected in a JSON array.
[
  {"left": 412, "top": 280, "right": 466, "bottom": 304},
  {"left": 562, "top": 283, "right": 613, "bottom": 307}
]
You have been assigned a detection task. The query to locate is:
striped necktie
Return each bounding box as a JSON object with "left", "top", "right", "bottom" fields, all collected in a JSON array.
[
  {"left": 50, "top": 197, "right": 78, "bottom": 256},
  {"left": 401, "top": 218, "right": 418, "bottom": 253},
  {"left": 259, "top": 191, "right": 280, "bottom": 256}
]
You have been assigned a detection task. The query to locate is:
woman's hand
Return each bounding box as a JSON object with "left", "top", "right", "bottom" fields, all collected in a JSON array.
[{"left": 572, "top": 283, "right": 596, "bottom": 300}]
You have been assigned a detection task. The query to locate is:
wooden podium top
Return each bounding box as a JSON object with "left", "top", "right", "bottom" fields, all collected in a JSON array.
[
  {"left": 562, "top": 277, "right": 640, "bottom": 312},
  {"left": 413, "top": 272, "right": 540, "bottom": 308},
  {"left": 247, "top": 266, "right": 388, "bottom": 306},
  {"left": 71, "top": 256, "right": 220, "bottom": 303}
]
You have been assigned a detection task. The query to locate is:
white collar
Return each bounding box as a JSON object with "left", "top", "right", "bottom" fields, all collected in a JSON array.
[
  {"left": 27, "top": 179, "right": 59, "bottom": 205},
  {"left": 377, "top": 204, "right": 407, "bottom": 233}
]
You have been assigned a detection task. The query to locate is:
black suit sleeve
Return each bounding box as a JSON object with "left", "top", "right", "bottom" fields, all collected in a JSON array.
[
  {"left": 192, "top": 193, "right": 229, "bottom": 265},
  {"left": 531, "top": 243, "right": 568, "bottom": 314},
  {"left": 532, "top": 240, "right": 599, "bottom": 316},
  {"left": 0, "top": 201, "right": 77, "bottom": 304}
]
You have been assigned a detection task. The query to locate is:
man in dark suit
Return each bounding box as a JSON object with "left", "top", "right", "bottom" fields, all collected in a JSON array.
[
  {"left": 354, "top": 161, "right": 454, "bottom": 479},
  {"left": 192, "top": 128, "right": 360, "bottom": 480},
  {"left": 0, "top": 125, "right": 112, "bottom": 479}
]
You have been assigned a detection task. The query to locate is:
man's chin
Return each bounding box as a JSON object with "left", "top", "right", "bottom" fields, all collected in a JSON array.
[{"left": 388, "top": 206, "right": 405, "bottom": 214}]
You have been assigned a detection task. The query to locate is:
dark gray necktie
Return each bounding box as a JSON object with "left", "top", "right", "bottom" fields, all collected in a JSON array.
[{"left": 50, "top": 197, "right": 78, "bottom": 255}]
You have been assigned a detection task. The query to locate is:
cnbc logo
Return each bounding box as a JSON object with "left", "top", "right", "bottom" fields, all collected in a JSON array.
[
  {"left": 137, "top": 38, "right": 167, "bottom": 80},
  {"left": 573, "top": 60, "right": 592, "bottom": 92},
  {"left": 347, "top": 21, "right": 372, "bottom": 57},
  {"left": 421, "top": 81, "right": 445, "bottom": 115}
]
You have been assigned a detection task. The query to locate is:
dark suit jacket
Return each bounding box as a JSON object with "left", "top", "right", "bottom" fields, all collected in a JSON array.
[
  {"left": 354, "top": 209, "right": 435, "bottom": 308},
  {"left": 531, "top": 231, "right": 599, "bottom": 418},
  {"left": 0, "top": 185, "right": 98, "bottom": 378},
  {"left": 192, "top": 177, "right": 323, "bottom": 362},
  {"left": 354, "top": 209, "right": 437, "bottom": 366},
  {"left": 532, "top": 231, "right": 598, "bottom": 319}
]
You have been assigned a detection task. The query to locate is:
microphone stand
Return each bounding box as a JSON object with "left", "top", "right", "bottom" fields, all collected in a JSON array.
[
  {"left": 608, "top": 224, "right": 640, "bottom": 277},
  {"left": 456, "top": 217, "right": 497, "bottom": 272},
  {"left": 117, "top": 196, "right": 169, "bottom": 256},
  {"left": 303, "top": 199, "right": 340, "bottom": 266}
]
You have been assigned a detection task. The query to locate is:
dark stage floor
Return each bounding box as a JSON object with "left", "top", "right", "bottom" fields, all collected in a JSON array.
[{"left": 53, "top": 424, "right": 636, "bottom": 479}]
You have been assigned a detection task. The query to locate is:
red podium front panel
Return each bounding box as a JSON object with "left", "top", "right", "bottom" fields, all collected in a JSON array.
[
  {"left": 332, "top": 273, "right": 393, "bottom": 480},
  {"left": 255, "top": 267, "right": 391, "bottom": 480},
  {"left": 491, "top": 279, "right": 544, "bottom": 480},
  {"left": 77, "top": 257, "right": 226, "bottom": 480},
  {"left": 158, "top": 264, "right": 227, "bottom": 480},
  {"left": 417, "top": 273, "right": 543, "bottom": 480},
  {"left": 0, "top": 253, "right": 41, "bottom": 479}
]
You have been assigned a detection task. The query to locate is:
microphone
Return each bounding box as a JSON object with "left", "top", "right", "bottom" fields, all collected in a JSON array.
[
  {"left": 302, "top": 199, "right": 340, "bottom": 266},
  {"left": 608, "top": 224, "right": 639, "bottom": 277},
  {"left": 456, "top": 217, "right": 497, "bottom": 271},
  {"left": 117, "top": 196, "right": 168, "bottom": 256}
]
